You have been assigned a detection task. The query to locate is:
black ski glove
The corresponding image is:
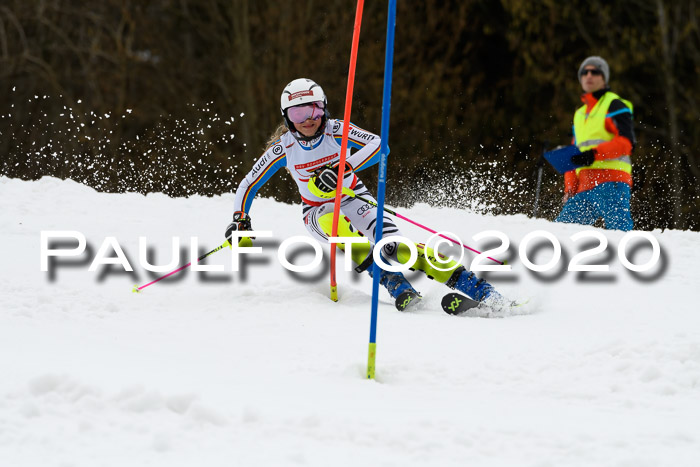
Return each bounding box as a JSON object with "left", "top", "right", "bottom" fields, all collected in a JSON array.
[
  {"left": 312, "top": 163, "right": 353, "bottom": 193},
  {"left": 571, "top": 149, "right": 596, "bottom": 167},
  {"left": 225, "top": 211, "right": 252, "bottom": 242}
]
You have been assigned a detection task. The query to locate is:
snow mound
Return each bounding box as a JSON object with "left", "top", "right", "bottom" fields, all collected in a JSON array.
[{"left": 1, "top": 176, "right": 699, "bottom": 466}]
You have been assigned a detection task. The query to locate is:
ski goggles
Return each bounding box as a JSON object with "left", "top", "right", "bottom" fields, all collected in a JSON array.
[{"left": 286, "top": 101, "right": 325, "bottom": 124}]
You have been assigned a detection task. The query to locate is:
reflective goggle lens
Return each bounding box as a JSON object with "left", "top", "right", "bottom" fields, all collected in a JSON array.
[{"left": 287, "top": 102, "right": 325, "bottom": 124}]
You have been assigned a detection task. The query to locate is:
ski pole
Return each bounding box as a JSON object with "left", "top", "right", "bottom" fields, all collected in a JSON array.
[
  {"left": 350, "top": 191, "right": 504, "bottom": 265},
  {"left": 307, "top": 180, "right": 505, "bottom": 265},
  {"left": 132, "top": 239, "right": 231, "bottom": 293},
  {"left": 532, "top": 140, "right": 548, "bottom": 218}
]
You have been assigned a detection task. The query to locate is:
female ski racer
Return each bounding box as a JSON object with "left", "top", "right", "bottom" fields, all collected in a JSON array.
[{"left": 225, "top": 78, "right": 511, "bottom": 312}]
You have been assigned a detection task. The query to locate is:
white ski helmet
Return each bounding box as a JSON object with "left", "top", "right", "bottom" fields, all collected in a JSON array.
[{"left": 280, "top": 78, "right": 329, "bottom": 134}]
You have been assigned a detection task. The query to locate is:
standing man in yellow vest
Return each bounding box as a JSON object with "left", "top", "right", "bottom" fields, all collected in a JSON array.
[{"left": 555, "top": 56, "right": 635, "bottom": 231}]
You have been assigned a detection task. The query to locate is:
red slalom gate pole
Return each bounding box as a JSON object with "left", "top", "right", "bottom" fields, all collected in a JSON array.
[{"left": 330, "top": 0, "right": 365, "bottom": 302}]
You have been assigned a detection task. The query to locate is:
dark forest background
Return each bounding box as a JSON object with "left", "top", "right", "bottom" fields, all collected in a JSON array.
[{"left": 1, "top": 0, "right": 698, "bottom": 231}]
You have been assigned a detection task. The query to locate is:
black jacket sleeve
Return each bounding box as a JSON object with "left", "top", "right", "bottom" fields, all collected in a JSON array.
[{"left": 608, "top": 99, "right": 636, "bottom": 148}]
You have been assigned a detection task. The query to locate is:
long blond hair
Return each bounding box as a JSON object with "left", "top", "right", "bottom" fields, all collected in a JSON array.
[{"left": 264, "top": 123, "right": 288, "bottom": 151}]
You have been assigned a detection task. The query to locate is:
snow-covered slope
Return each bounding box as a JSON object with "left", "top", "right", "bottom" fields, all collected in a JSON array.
[{"left": 1, "top": 176, "right": 699, "bottom": 467}]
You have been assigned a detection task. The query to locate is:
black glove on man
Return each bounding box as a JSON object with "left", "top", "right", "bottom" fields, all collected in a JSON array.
[
  {"left": 571, "top": 149, "right": 596, "bottom": 167},
  {"left": 312, "top": 163, "right": 353, "bottom": 193},
  {"left": 225, "top": 211, "right": 252, "bottom": 242}
]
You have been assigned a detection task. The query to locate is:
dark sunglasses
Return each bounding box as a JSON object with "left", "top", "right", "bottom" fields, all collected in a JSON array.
[{"left": 580, "top": 68, "right": 603, "bottom": 77}]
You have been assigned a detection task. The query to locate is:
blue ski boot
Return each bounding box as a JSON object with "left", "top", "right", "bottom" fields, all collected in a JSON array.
[
  {"left": 368, "top": 266, "right": 421, "bottom": 311},
  {"left": 446, "top": 266, "right": 511, "bottom": 313}
]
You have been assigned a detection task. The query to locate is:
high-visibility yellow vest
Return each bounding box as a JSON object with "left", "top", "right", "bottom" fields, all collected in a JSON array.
[{"left": 573, "top": 91, "right": 633, "bottom": 175}]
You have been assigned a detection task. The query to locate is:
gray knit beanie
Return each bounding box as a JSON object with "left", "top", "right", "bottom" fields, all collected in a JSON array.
[{"left": 578, "top": 56, "right": 609, "bottom": 84}]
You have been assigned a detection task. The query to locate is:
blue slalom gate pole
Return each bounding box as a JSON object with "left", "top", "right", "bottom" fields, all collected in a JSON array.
[{"left": 367, "top": 0, "right": 397, "bottom": 380}]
